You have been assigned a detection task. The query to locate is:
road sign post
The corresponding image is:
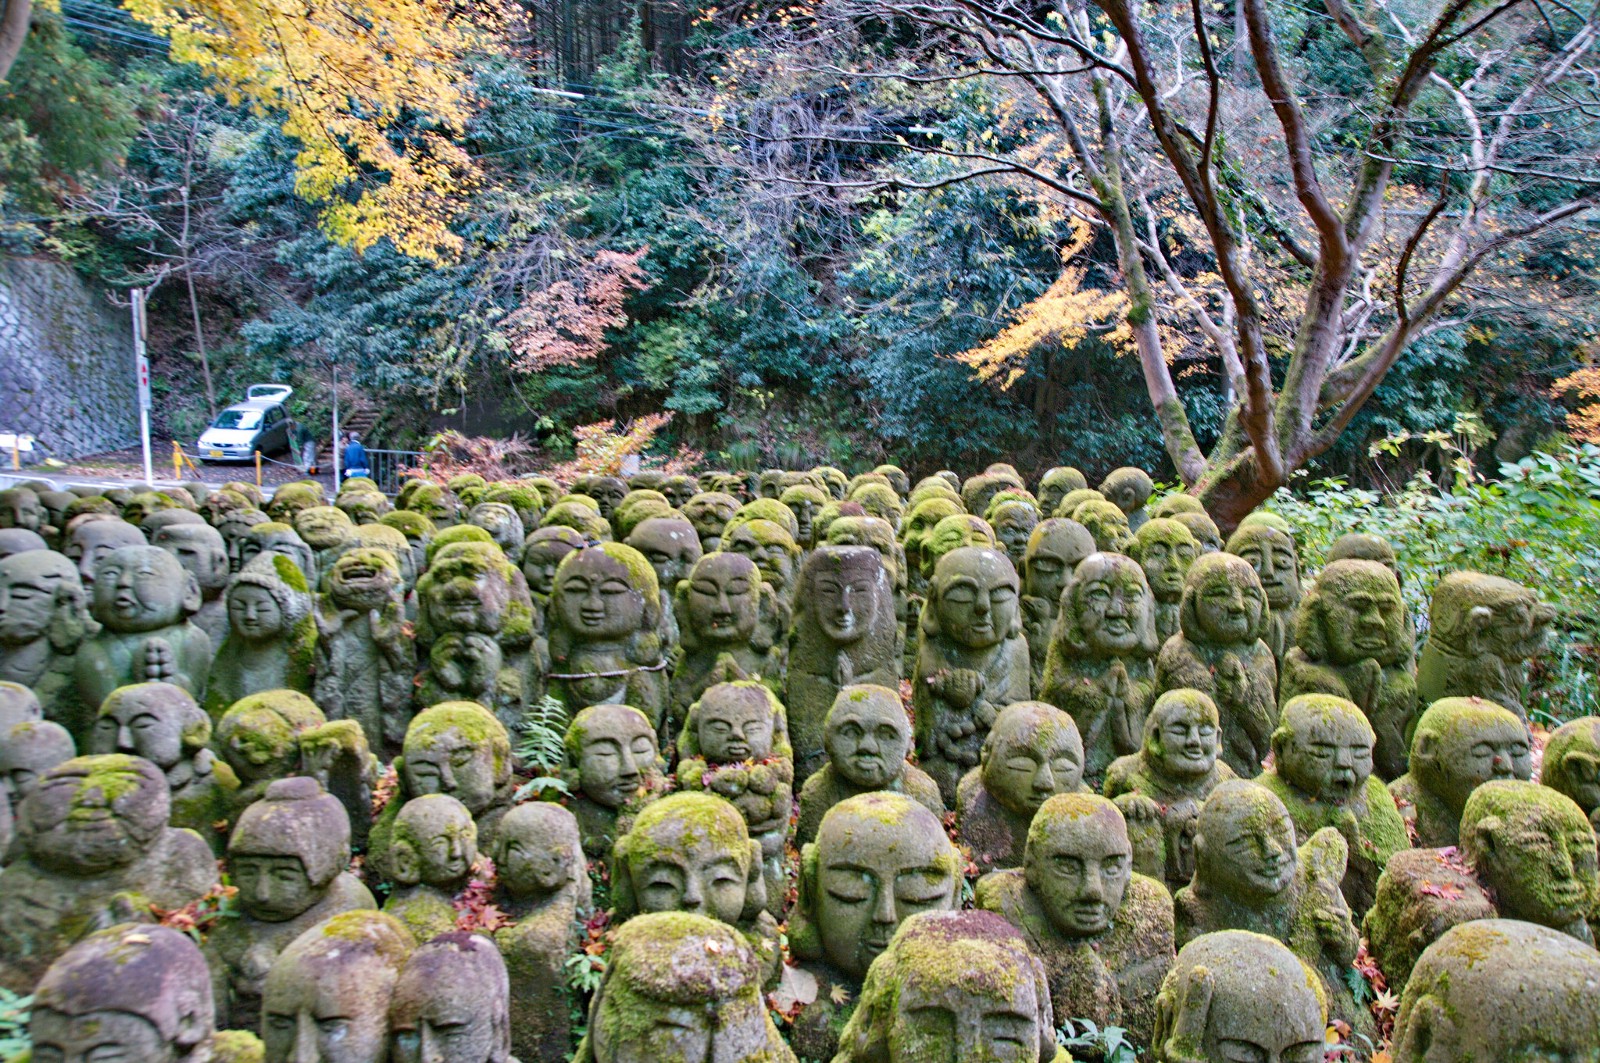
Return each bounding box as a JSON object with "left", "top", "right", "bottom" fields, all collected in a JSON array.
[{"left": 131, "top": 287, "right": 154, "bottom": 485}]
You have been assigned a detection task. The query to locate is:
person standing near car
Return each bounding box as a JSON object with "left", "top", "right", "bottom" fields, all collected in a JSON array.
[{"left": 343, "top": 432, "right": 370, "bottom": 480}]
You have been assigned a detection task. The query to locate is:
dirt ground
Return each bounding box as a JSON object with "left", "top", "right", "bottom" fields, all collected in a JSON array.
[{"left": 22, "top": 445, "right": 337, "bottom": 492}]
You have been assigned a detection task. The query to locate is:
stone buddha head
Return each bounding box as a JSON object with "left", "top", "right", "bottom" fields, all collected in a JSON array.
[
  {"left": 0, "top": 528, "right": 47, "bottom": 559},
  {"left": 0, "top": 718, "right": 76, "bottom": 811},
  {"left": 780, "top": 484, "right": 830, "bottom": 547},
  {"left": 390, "top": 794, "right": 477, "bottom": 890},
  {"left": 1099, "top": 467, "right": 1154, "bottom": 517},
  {"left": 797, "top": 544, "right": 890, "bottom": 646},
  {"left": 18, "top": 754, "right": 170, "bottom": 875},
  {"left": 979, "top": 701, "right": 1086, "bottom": 817},
  {"left": 152, "top": 524, "right": 231, "bottom": 600},
  {"left": 686, "top": 681, "right": 784, "bottom": 765},
  {"left": 1460, "top": 780, "right": 1598, "bottom": 931},
  {"left": 64, "top": 519, "right": 146, "bottom": 587},
  {"left": 1326, "top": 532, "right": 1400, "bottom": 582},
  {"left": 613, "top": 791, "right": 764, "bottom": 924},
  {"left": 1178, "top": 553, "right": 1268, "bottom": 647},
  {"left": 1037, "top": 467, "right": 1089, "bottom": 516},
  {"left": 1052, "top": 552, "right": 1159, "bottom": 659},
  {"left": 1426, "top": 570, "right": 1555, "bottom": 667},
  {"left": 217, "top": 509, "right": 272, "bottom": 572},
  {"left": 563, "top": 704, "right": 664, "bottom": 811},
  {"left": 920, "top": 514, "right": 997, "bottom": 581},
  {"left": 1193, "top": 781, "right": 1299, "bottom": 905},
  {"left": 1129, "top": 518, "right": 1199, "bottom": 605},
  {"left": 1224, "top": 522, "right": 1301, "bottom": 612},
  {"left": 1021, "top": 518, "right": 1095, "bottom": 608},
  {"left": 491, "top": 802, "right": 590, "bottom": 906},
  {"left": 989, "top": 500, "right": 1041, "bottom": 567},
  {"left": 823, "top": 685, "right": 912, "bottom": 790},
  {"left": 399, "top": 481, "right": 460, "bottom": 529},
  {"left": 0, "top": 487, "right": 45, "bottom": 532},
  {"left": 467, "top": 503, "right": 525, "bottom": 557},
  {"left": 90, "top": 545, "right": 200, "bottom": 633},
  {"left": 90, "top": 681, "right": 210, "bottom": 774},
  {"left": 229, "top": 776, "right": 352, "bottom": 922},
  {"left": 214, "top": 691, "right": 325, "bottom": 788},
  {"left": 1409, "top": 697, "right": 1532, "bottom": 818},
  {"left": 520, "top": 526, "right": 586, "bottom": 600},
  {"left": 677, "top": 552, "right": 765, "bottom": 649},
  {"left": 1542, "top": 716, "right": 1600, "bottom": 824},
  {"left": 226, "top": 557, "right": 314, "bottom": 645},
  {"left": 389, "top": 932, "right": 513, "bottom": 1063},
  {"left": 261, "top": 911, "right": 415, "bottom": 1063},
  {"left": 1142, "top": 689, "right": 1223, "bottom": 783},
  {"left": 791, "top": 792, "right": 961, "bottom": 979},
  {"left": 401, "top": 702, "right": 511, "bottom": 818},
  {"left": 239, "top": 523, "right": 317, "bottom": 586},
  {"left": 1296, "top": 559, "right": 1410, "bottom": 665},
  {"left": 265, "top": 482, "right": 324, "bottom": 524},
  {"left": 1152, "top": 930, "right": 1325, "bottom": 1063},
  {"left": 680, "top": 492, "right": 741, "bottom": 553},
  {"left": 1271, "top": 694, "right": 1374, "bottom": 806},
  {"left": 1025, "top": 793, "right": 1134, "bottom": 939},
  {"left": 1173, "top": 511, "right": 1222, "bottom": 554},
  {"left": 293, "top": 506, "right": 356, "bottom": 553},
  {"left": 0, "top": 678, "right": 42, "bottom": 730},
  {"left": 922, "top": 547, "right": 1021, "bottom": 650},
  {"left": 723, "top": 519, "right": 802, "bottom": 598},
  {"left": 625, "top": 517, "right": 702, "bottom": 596},
  {"left": 1072, "top": 499, "right": 1132, "bottom": 554},
  {"left": 552, "top": 543, "right": 661, "bottom": 642},
  {"left": 0, "top": 549, "right": 94, "bottom": 659}
]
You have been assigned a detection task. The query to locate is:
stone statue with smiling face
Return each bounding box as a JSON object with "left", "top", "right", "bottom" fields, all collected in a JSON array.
[
  {"left": 669, "top": 552, "right": 787, "bottom": 729},
  {"left": 389, "top": 932, "right": 514, "bottom": 1063},
  {"left": 547, "top": 544, "right": 668, "bottom": 735},
  {"left": 261, "top": 911, "right": 416, "bottom": 1063},
  {"left": 0, "top": 549, "right": 96, "bottom": 733},
  {"left": 561, "top": 703, "right": 668, "bottom": 860},
  {"left": 381, "top": 794, "right": 480, "bottom": 942},
  {"left": 957, "top": 701, "right": 1089, "bottom": 874},
  {"left": 1151, "top": 931, "right": 1327, "bottom": 1063}
]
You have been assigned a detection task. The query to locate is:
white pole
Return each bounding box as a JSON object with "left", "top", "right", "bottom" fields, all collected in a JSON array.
[
  {"left": 132, "top": 288, "right": 154, "bottom": 485},
  {"left": 330, "top": 361, "right": 341, "bottom": 485}
]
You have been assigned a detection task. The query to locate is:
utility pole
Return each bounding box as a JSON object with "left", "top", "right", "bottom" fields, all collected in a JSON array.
[
  {"left": 330, "top": 360, "right": 341, "bottom": 485},
  {"left": 131, "top": 287, "right": 154, "bottom": 485}
]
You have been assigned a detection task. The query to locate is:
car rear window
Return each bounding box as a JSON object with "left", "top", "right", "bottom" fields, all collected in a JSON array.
[{"left": 213, "top": 409, "right": 262, "bottom": 430}]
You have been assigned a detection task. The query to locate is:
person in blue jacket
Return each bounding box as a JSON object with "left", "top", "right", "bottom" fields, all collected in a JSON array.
[{"left": 342, "top": 432, "right": 370, "bottom": 480}]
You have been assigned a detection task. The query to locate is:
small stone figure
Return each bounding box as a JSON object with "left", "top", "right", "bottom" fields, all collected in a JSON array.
[
  {"left": 152, "top": 522, "right": 232, "bottom": 646},
  {"left": 0, "top": 754, "right": 216, "bottom": 991},
  {"left": 1255, "top": 694, "right": 1409, "bottom": 916},
  {"left": 0, "top": 527, "right": 47, "bottom": 558},
  {"left": 1387, "top": 696, "right": 1531, "bottom": 847},
  {"left": 1279, "top": 559, "right": 1417, "bottom": 780},
  {"left": 661, "top": 474, "right": 699, "bottom": 510},
  {"left": 264, "top": 481, "right": 324, "bottom": 524},
  {"left": 574, "top": 911, "right": 796, "bottom": 1063},
  {"left": 795, "top": 684, "right": 943, "bottom": 846},
  {"left": 1040, "top": 552, "right": 1161, "bottom": 784},
  {"left": 0, "top": 487, "right": 44, "bottom": 532},
  {"left": 216, "top": 508, "right": 272, "bottom": 574},
  {"left": 625, "top": 515, "right": 702, "bottom": 651},
  {"left": 416, "top": 542, "right": 537, "bottom": 735},
  {"left": 382, "top": 794, "right": 479, "bottom": 941},
  {"left": 207, "top": 556, "right": 318, "bottom": 718},
  {"left": 1037, "top": 466, "right": 1088, "bottom": 515},
  {"left": 31, "top": 924, "right": 224, "bottom": 1063},
  {"left": 1149, "top": 494, "right": 1205, "bottom": 520},
  {"left": 239, "top": 522, "right": 319, "bottom": 587},
  {"left": 1073, "top": 498, "right": 1132, "bottom": 553},
  {"left": 261, "top": 910, "right": 416, "bottom": 1063},
  {"left": 612, "top": 791, "right": 781, "bottom": 982},
  {"left": 989, "top": 498, "right": 1041, "bottom": 569},
  {"left": 373, "top": 701, "right": 515, "bottom": 869},
  {"left": 0, "top": 549, "right": 96, "bottom": 731},
  {"left": 562, "top": 703, "right": 668, "bottom": 858},
  {"left": 723, "top": 517, "right": 803, "bottom": 607},
  {"left": 670, "top": 552, "right": 787, "bottom": 728},
  {"left": 900, "top": 496, "right": 962, "bottom": 599},
  {"left": 1366, "top": 780, "right": 1599, "bottom": 991},
  {"left": 918, "top": 513, "right": 997, "bottom": 584},
  {"left": 1415, "top": 570, "right": 1555, "bottom": 724},
  {"left": 90, "top": 681, "right": 231, "bottom": 850},
  {"left": 830, "top": 910, "right": 1057, "bottom": 1063},
  {"left": 206, "top": 777, "right": 375, "bottom": 1030},
  {"left": 63, "top": 517, "right": 146, "bottom": 587},
  {"left": 1150, "top": 931, "right": 1326, "bottom": 1063},
  {"left": 521, "top": 525, "right": 586, "bottom": 613},
  {"left": 787, "top": 793, "right": 962, "bottom": 1061},
  {"left": 785, "top": 545, "right": 899, "bottom": 781},
  {"left": 913, "top": 546, "right": 1031, "bottom": 805},
  {"left": 681, "top": 491, "right": 741, "bottom": 553},
  {"left": 1127, "top": 518, "right": 1199, "bottom": 645},
  {"left": 547, "top": 544, "right": 668, "bottom": 733},
  {"left": 491, "top": 802, "right": 590, "bottom": 1063},
  {"left": 1389, "top": 919, "right": 1600, "bottom": 1063},
  {"left": 780, "top": 483, "right": 829, "bottom": 548},
  {"left": 75, "top": 545, "right": 213, "bottom": 725},
  {"left": 1100, "top": 466, "right": 1154, "bottom": 532},
  {"left": 1103, "top": 688, "right": 1237, "bottom": 892},
  {"left": 0, "top": 677, "right": 41, "bottom": 730},
  {"left": 1173, "top": 780, "right": 1366, "bottom": 1039},
  {"left": 1019, "top": 518, "right": 1096, "bottom": 691},
  {"left": 389, "top": 932, "right": 514, "bottom": 1063},
  {"left": 1224, "top": 520, "right": 1302, "bottom": 664},
  {"left": 1173, "top": 510, "right": 1222, "bottom": 554},
  {"left": 976, "top": 793, "right": 1175, "bottom": 1047},
  {"left": 675, "top": 681, "right": 793, "bottom": 911},
  {"left": 1542, "top": 716, "right": 1600, "bottom": 828},
  {"left": 314, "top": 548, "right": 415, "bottom": 753},
  {"left": 1155, "top": 553, "right": 1278, "bottom": 777},
  {"left": 956, "top": 701, "right": 1088, "bottom": 873},
  {"left": 961, "top": 469, "right": 1024, "bottom": 515},
  {"left": 0, "top": 717, "right": 76, "bottom": 844},
  {"left": 468, "top": 501, "right": 526, "bottom": 556}
]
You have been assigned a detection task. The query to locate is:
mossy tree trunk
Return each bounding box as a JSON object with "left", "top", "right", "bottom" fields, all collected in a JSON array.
[{"left": 0, "top": 0, "right": 30, "bottom": 84}]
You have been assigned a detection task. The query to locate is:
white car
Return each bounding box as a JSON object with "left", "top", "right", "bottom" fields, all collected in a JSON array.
[{"left": 197, "top": 384, "right": 295, "bottom": 463}]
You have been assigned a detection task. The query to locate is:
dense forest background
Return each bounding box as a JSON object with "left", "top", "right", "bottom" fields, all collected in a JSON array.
[{"left": 1, "top": 0, "right": 1595, "bottom": 485}]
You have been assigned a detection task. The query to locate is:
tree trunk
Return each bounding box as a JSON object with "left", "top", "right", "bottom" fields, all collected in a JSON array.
[{"left": 0, "top": 0, "right": 31, "bottom": 85}]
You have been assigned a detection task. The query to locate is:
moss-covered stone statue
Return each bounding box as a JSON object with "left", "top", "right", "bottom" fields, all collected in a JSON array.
[
  {"left": 0, "top": 717, "right": 73, "bottom": 858},
  {"left": 611, "top": 791, "right": 782, "bottom": 984},
  {"left": 562, "top": 703, "right": 668, "bottom": 859},
  {"left": 787, "top": 792, "right": 962, "bottom": 1060},
  {"left": 0, "top": 754, "right": 216, "bottom": 991},
  {"left": 371, "top": 701, "right": 515, "bottom": 874},
  {"left": 205, "top": 777, "right": 375, "bottom": 1030},
  {"left": 574, "top": 911, "right": 796, "bottom": 1063},
  {"left": 786, "top": 545, "right": 899, "bottom": 781},
  {"left": 724, "top": 517, "right": 803, "bottom": 609},
  {"left": 961, "top": 469, "right": 1024, "bottom": 516},
  {"left": 675, "top": 682, "right": 793, "bottom": 912},
  {"left": 1040, "top": 552, "right": 1160, "bottom": 784},
  {"left": 913, "top": 546, "right": 1031, "bottom": 805},
  {"left": 0, "top": 486, "right": 44, "bottom": 532},
  {"left": 64, "top": 517, "right": 147, "bottom": 587},
  {"left": 239, "top": 521, "right": 319, "bottom": 588},
  {"left": 264, "top": 481, "right": 323, "bottom": 525},
  {"left": 795, "top": 684, "right": 943, "bottom": 845},
  {"left": 312, "top": 547, "right": 415, "bottom": 754},
  {"left": 491, "top": 802, "right": 590, "bottom": 1063},
  {"left": 1224, "top": 521, "right": 1302, "bottom": 664},
  {"left": 1415, "top": 570, "right": 1554, "bottom": 724},
  {"left": 1155, "top": 553, "right": 1278, "bottom": 777},
  {"left": 957, "top": 701, "right": 1088, "bottom": 873},
  {"left": 387, "top": 932, "right": 513, "bottom": 1063},
  {"left": 1542, "top": 716, "right": 1600, "bottom": 828},
  {"left": 1173, "top": 780, "right": 1367, "bottom": 1039},
  {"left": 1389, "top": 919, "right": 1600, "bottom": 1063},
  {"left": 681, "top": 491, "right": 741, "bottom": 553},
  {"left": 213, "top": 690, "right": 325, "bottom": 816},
  {"left": 381, "top": 793, "right": 479, "bottom": 941},
  {"left": 1072, "top": 498, "right": 1132, "bottom": 553},
  {"left": 399, "top": 480, "right": 462, "bottom": 530},
  {"left": 31, "top": 923, "right": 231, "bottom": 1063},
  {"left": 261, "top": 910, "right": 416, "bottom": 1063},
  {"left": 1099, "top": 466, "right": 1154, "bottom": 533},
  {"left": 918, "top": 513, "right": 997, "bottom": 585},
  {"left": 521, "top": 524, "right": 586, "bottom": 619},
  {"left": 1171, "top": 510, "right": 1221, "bottom": 555},
  {"left": 1150, "top": 930, "right": 1326, "bottom": 1063},
  {"left": 1128, "top": 518, "right": 1199, "bottom": 645},
  {"left": 75, "top": 544, "right": 213, "bottom": 726},
  {"left": 1255, "top": 694, "right": 1409, "bottom": 916},
  {"left": 1388, "top": 696, "right": 1531, "bottom": 847},
  {"left": 466, "top": 501, "right": 525, "bottom": 557},
  {"left": 217, "top": 508, "right": 273, "bottom": 574},
  {"left": 826, "top": 513, "right": 911, "bottom": 658},
  {"left": 1366, "top": 780, "right": 1598, "bottom": 993},
  {"left": 151, "top": 522, "right": 232, "bottom": 646},
  {"left": 1279, "top": 559, "right": 1417, "bottom": 780},
  {"left": 206, "top": 556, "right": 317, "bottom": 719},
  {"left": 293, "top": 504, "right": 358, "bottom": 578},
  {"left": 625, "top": 515, "right": 702, "bottom": 650},
  {"left": 779, "top": 483, "right": 829, "bottom": 548},
  {"left": 1037, "top": 467, "right": 1088, "bottom": 516},
  {"left": 547, "top": 543, "right": 668, "bottom": 733},
  {"left": 670, "top": 552, "right": 787, "bottom": 727},
  {"left": 830, "top": 909, "right": 1063, "bottom": 1063},
  {"left": 976, "top": 793, "right": 1175, "bottom": 1048},
  {"left": 989, "top": 498, "right": 1042, "bottom": 571},
  {"left": 0, "top": 549, "right": 96, "bottom": 733},
  {"left": 1103, "top": 688, "right": 1237, "bottom": 893},
  {"left": 613, "top": 492, "right": 675, "bottom": 544},
  {"left": 1019, "top": 518, "right": 1096, "bottom": 691},
  {"left": 89, "top": 681, "right": 231, "bottom": 850}
]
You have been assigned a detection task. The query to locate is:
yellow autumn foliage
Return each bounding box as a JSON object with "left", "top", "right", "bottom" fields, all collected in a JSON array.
[
  {"left": 122, "top": 0, "right": 497, "bottom": 262},
  {"left": 952, "top": 218, "right": 1129, "bottom": 389},
  {"left": 1553, "top": 366, "right": 1600, "bottom": 444}
]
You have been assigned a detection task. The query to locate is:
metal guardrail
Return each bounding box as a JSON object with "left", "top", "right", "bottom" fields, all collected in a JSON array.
[{"left": 360, "top": 449, "right": 424, "bottom": 495}]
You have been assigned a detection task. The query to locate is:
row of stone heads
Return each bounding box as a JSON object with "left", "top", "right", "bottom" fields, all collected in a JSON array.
[{"left": 3, "top": 667, "right": 1598, "bottom": 1058}]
